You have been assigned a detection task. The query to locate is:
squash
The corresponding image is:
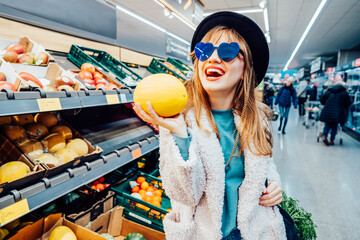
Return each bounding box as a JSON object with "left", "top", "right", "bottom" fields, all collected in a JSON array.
[
  {"left": 49, "top": 226, "right": 77, "bottom": 240},
  {"left": 124, "top": 233, "right": 147, "bottom": 240},
  {"left": 133, "top": 73, "right": 187, "bottom": 117}
]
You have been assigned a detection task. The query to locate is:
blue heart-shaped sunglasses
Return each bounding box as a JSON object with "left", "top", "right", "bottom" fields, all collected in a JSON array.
[{"left": 194, "top": 42, "right": 244, "bottom": 62}]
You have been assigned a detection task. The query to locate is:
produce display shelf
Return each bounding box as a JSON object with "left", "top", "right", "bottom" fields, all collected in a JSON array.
[
  {"left": 147, "top": 58, "right": 187, "bottom": 81},
  {"left": 166, "top": 57, "right": 192, "bottom": 74},
  {"left": 67, "top": 45, "right": 143, "bottom": 88},
  {"left": 0, "top": 89, "right": 133, "bottom": 117},
  {"left": 0, "top": 135, "right": 159, "bottom": 227}
]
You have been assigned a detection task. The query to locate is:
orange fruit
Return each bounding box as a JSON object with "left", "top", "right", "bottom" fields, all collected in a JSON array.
[
  {"left": 141, "top": 181, "right": 149, "bottom": 190},
  {"left": 147, "top": 186, "right": 156, "bottom": 192},
  {"left": 139, "top": 189, "right": 146, "bottom": 195},
  {"left": 137, "top": 176, "right": 146, "bottom": 184},
  {"left": 131, "top": 186, "right": 140, "bottom": 193},
  {"left": 154, "top": 189, "right": 162, "bottom": 197},
  {"left": 151, "top": 200, "right": 161, "bottom": 208},
  {"left": 144, "top": 195, "right": 153, "bottom": 203},
  {"left": 153, "top": 196, "right": 162, "bottom": 203},
  {"left": 96, "top": 183, "right": 105, "bottom": 191}
]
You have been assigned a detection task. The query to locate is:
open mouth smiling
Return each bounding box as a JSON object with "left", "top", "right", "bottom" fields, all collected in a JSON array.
[{"left": 205, "top": 67, "right": 225, "bottom": 80}]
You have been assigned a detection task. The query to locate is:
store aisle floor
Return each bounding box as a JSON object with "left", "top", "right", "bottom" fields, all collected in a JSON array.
[{"left": 272, "top": 111, "right": 360, "bottom": 240}]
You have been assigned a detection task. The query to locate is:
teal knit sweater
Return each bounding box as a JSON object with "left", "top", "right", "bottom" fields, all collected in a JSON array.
[{"left": 173, "top": 109, "right": 245, "bottom": 237}]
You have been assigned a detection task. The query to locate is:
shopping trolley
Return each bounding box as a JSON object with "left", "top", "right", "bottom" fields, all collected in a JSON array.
[
  {"left": 316, "top": 121, "right": 343, "bottom": 145},
  {"left": 303, "top": 101, "right": 322, "bottom": 129}
]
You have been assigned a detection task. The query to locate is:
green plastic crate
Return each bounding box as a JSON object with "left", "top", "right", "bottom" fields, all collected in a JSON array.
[
  {"left": 67, "top": 45, "right": 142, "bottom": 87},
  {"left": 166, "top": 57, "right": 192, "bottom": 75},
  {"left": 111, "top": 171, "right": 170, "bottom": 232},
  {"left": 147, "top": 58, "right": 187, "bottom": 81}
]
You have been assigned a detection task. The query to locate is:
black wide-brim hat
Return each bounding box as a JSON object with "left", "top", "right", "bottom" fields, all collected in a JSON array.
[{"left": 191, "top": 11, "right": 269, "bottom": 86}]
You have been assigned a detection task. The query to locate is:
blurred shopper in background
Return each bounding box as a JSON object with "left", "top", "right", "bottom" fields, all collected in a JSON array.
[
  {"left": 319, "top": 81, "right": 351, "bottom": 146},
  {"left": 275, "top": 79, "right": 298, "bottom": 134},
  {"left": 263, "top": 83, "right": 275, "bottom": 109},
  {"left": 296, "top": 79, "right": 309, "bottom": 116},
  {"left": 307, "top": 81, "right": 318, "bottom": 101}
]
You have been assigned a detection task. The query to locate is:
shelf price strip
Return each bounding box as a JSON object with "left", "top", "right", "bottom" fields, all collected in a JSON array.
[
  {"left": 37, "top": 98, "right": 62, "bottom": 112},
  {"left": 0, "top": 199, "right": 29, "bottom": 225},
  {"left": 106, "top": 94, "right": 120, "bottom": 105}
]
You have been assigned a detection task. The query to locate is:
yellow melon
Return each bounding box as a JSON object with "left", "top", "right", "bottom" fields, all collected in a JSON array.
[
  {"left": 50, "top": 125, "right": 73, "bottom": 140},
  {"left": 3, "top": 125, "right": 27, "bottom": 141},
  {"left": 25, "top": 123, "right": 49, "bottom": 139},
  {"left": 66, "top": 138, "right": 88, "bottom": 156},
  {"left": 11, "top": 114, "right": 34, "bottom": 125},
  {"left": 55, "top": 148, "right": 78, "bottom": 163},
  {"left": 17, "top": 139, "right": 44, "bottom": 160},
  {"left": 49, "top": 226, "right": 77, "bottom": 240},
  {"left": 34, "top": 112, "right": 58, "bottom": 128},
  {"left": 35, "top": 153, "right": 61, "bottom": 165},
  {"left": 133, "top": 73, "right": 188, "bottom": 117},
  {"left": 0, "top": 161, "right": 30, "bottom": 183},
  {"left": 0, "top": 116, "right": 11, "bottom": 125},
  {"left": 43, "top": 133, "right": 66, "bottom": 153}
]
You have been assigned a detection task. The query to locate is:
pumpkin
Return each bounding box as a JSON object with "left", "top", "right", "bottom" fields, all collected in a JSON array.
[
  {"left": 133, "top": 73, "right": 187, "bottom": 117},
  {"left": 49, "top": 226, "right": 77, "bottom": 240},
  {"left": 0, "top": 161, "right": 30, "bottom": 183},
  {"left": 124, "top": 233, "right": 147, "bottom": 240}
]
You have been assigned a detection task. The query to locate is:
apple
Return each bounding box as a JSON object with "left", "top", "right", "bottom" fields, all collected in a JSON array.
[
  {"left": 0, "top": 72, "right": 5, "bottom": 82},
  {"left": 17, "top": 53, "right": 34, "bottom": 64},
  {"left": 0, "top": 81, "right": 16, "bottom": 91},
  {"left": 83, "top": 79, "right": 95, "bottom": 85},
  {"left": 34, "top": 52, "right": 49, "bottom": 65},
  {"left": 57, "top": 85, "right": 74, "bottom": 91},
  {"left": 95, "top": 83, "right": 107, "bottom": 90},
  {"left": 54, "top": 76, "right": 74, "bottom": 87},
  {"left": 6, "top": 44, "right": 25, "bottom": 54},
  {"left": 43, "top": 85, "right": 57, "bottom": 92},
  {"left": 78, "top": 71, "right": 93, "bottom": 80},
  {"left": 3, "top": 51, "right": 18, "bottom": 63}
]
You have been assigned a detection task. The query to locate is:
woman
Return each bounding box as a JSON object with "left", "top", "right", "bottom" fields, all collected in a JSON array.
[
  {"left": 275, "top": 79, "right": 298, "bottom": 134},
  {"left": 319, "top": 81, "right": 351, "bottom": 145},
  {"left": 134, "top": 12, "right": 285, "bottom": 240}
]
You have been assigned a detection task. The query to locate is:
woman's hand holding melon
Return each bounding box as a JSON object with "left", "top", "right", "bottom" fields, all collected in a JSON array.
[{"left": 133, "top": 102, "right": 188, "bottom": 137}]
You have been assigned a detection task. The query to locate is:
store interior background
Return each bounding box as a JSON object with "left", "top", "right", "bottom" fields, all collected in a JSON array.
[{"left": 0, "top": 0, "right": 360, "bottom": 239}]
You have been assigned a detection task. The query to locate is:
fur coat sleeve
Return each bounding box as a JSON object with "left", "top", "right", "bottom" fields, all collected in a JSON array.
[{"left": 158, "top": 126, "right": 206, "bottom": 207}]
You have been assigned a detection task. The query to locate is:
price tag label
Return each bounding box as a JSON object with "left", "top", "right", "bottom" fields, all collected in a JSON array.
[
  {"left": 132, "top": 148, "right": 142, "bottom": 159},
  {"left": 37, "top": 98, "right": 62, "bottom": 112},
  {"left": 0, "top": 199, "right": 29, "bottom": 225},
  {"left": 120, "top": 94, "right": 127, "bottom": 103},
  {"left": 106, "top": 94, "right": 120, "bottom": 105}
]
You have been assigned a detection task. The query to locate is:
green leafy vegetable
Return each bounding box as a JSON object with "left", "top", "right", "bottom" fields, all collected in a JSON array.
[{"left": 280, "top": 192, "right": 317, "bottom": 240}]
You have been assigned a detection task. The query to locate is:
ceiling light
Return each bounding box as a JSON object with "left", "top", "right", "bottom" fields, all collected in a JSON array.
[
  {"left": 115, "top": 5, "right": 190, "bottom": 46},
  {"left": 259, "top": 0, "right": 267, "bottom": 9},
  {"left": 163, "top": 8, "right": 170, "bottom": 17},
  {"left": 173, "top": 12, "right": 196, "bottom": 30},
  {"left": 283, "top": 0, "right": 328, "bottom": 71},
  {"left": 263, "top": 7, "right": 269, "bottom": 32}
]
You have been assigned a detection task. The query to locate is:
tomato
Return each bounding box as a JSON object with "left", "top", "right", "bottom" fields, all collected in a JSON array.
[
  {"left": 0, "top": 82, "right": 16, "bottom": 91},
  {"left": 78, "top": 71, "right": 93, "bottom": 80},
  {"left": 81, "top": 63, "right": 95, "bottom": 73}
]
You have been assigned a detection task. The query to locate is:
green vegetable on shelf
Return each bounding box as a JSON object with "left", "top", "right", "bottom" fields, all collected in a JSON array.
[
  {"left": 124, "top": 232, "right": 147, "bottom": 240},
  {"left": 100, "top": 233, "right": 115, "bottom": 239},
  {"left": 280, "top": 192, "right": 317, "bottom": 240}
]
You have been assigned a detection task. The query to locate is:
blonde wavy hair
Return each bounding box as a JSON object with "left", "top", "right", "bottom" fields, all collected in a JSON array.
[{"left": 183, "top": 26, "right": 273, "bottom": 157}]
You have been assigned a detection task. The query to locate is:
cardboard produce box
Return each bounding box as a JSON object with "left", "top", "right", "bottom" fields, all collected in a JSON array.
[
  {"left": 0, "top": 58, "right": 23, "bottom": 91},
  {"left": 0, "top": 133, "right": 45, "bottom": 196},
  {"left": 11, "top": 63, "right": 85, "bottom": 91},
  {"left": 8, "top": 213, "right": 101, "bottom": 240},
  {"left": 82, "top": 206, "right": 165, "bottom": 240},
  {"left": 66, "top": 191, "right": 114, "bottom": 225},
  {"left": 0, "top": 36, "right": 53, "bottom": 66},
  {"left": 39, "top": 117, "right": 103, "bottom": 178}
]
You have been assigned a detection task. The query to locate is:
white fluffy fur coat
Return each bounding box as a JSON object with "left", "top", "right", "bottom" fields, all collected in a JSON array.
[{"left": 159, "top": 108, "right": 287, "bottom": 240}]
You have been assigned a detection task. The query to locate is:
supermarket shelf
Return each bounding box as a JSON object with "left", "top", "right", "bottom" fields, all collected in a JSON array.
[
  {"left": 0, "top": 88, "right": 133, "bottom": 117},
  {"left": 0, "top": 135, "right": 159, "bottom": 227}
]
